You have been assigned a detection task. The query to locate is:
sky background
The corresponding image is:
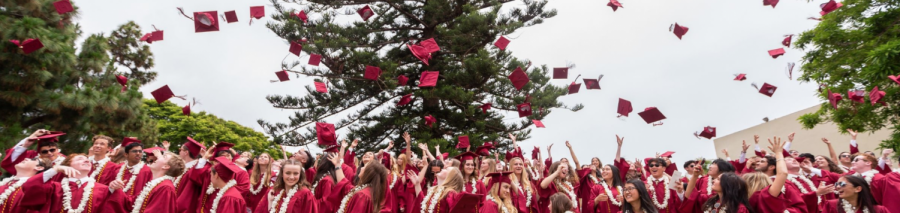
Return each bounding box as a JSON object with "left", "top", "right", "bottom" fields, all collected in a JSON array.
[{"left": 74, "top": 0, "right": 827, "bottom": 166}]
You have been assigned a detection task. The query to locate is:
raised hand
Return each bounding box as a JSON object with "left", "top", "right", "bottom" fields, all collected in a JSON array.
[
  {"left": 548, "top": 144, "right": 554, "bottom": 152},
  {"left": 753, "top": 135, "right": 760, "bottom": 144},
  {"left": 328, "top": 153, "right": 340, "bottom": 165},
  {"left": 509, "top": 133, "right": 517, "bottom": 143},
  {"left": 403, "top": 132, "right": 412, "bottom": 143},
  {"left": 634, "top": 158, "right": 643, "bottom": 169},
  {"left": 788, "top": 132, "right": 795, "bottom": 142},
  {"left": 616, "top": 135, "right": 625, "bottom": 147},
  {"left": 565, "top": 141, "right": 572, "bottom": 149},
  {"left": 202, "top": 147, "right": 214, "bottom": 159},
  {"left": 351, "top": 139, "right": 359, "bottom": 148},
  {"left": 722, "top": 149, "right": 730, "bottom": 158},
  {"left": 417, "top": 143, "right": 427, "bottom": 151},
  {"left": 742, "top": 140, "right": 750, "bottom": 152},
  {"left": 407, "top": 170, "right": 420, "bottom": 185},
  {"left": 341, "top": 140, "right": 349, "bottom": 149},
  {"left": 55, "top": 166, "right": 80, "bottom": 177},
  {"left": 768, "top": 137, "right": 784, "bottom": 154},
  {"left": 162, "top": 141, "right": 171, "bottom": 150},
  {"left": 821, "top": 138, "right": 831, "bottom": 145},
  {"left": 386, "top": 141, "right": 394, "bottom": 150}
]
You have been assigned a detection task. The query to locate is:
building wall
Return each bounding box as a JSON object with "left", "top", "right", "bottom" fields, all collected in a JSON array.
[{"left": 713, "top": 105, "right": 893, "bottom": 161}]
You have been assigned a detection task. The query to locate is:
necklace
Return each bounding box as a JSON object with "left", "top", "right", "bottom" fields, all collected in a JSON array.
[
  {"left": 250, "top": 174, "right": 269, "bottom": 195},
  {"left": 600, "top": 180, "right": 623, "bottom": 207},
  {"left": 89, "top": 158, "right": 110, "bottom": 180},
  {"left": 335, "top": 184, "right": 369, "bottom": 213},
  {"left": 116, "top": 162, "right": 145, "bottom": 194},
  {"left": 61, "top": 178, "right": 95, "bottom": 213},
  {"left": 209, "top": 179, "right": 237, "bottom": 213},
  {"left": 529, "top": 168, "right": 540, "bottom": 181},
  {"left": 787, "top": 174, "right": 820, "bottom": 204},
  {"left": 388, "top": 174, "right": 397, "bottom": 190},
  {"left": 515, "top": 181, "right": 533, "bottom": 208},
  {"left": 131, "top": 176, "right": 174, "bottom": 213},
  {"left": 856, "top": 170, "right": 876, "bottom": 184},
  {"left": 556, "top": 180, "right": 578, "bottom": 208},
  {"left": 269, "top": 185, "right": 299, "bottom": 213},
  {"left": 467, "top": 178, "right": 478, "bottom": 194},
  {"left": 842, "top": 199, "right": 869, "bottom": 213},
  {"left": 705, "top": 176, "right": 714, "bottom": 196},
  {"left": 310, "top": 178, "right": 323, "bottom": 195},
  {"left": 420, "top": 186, "right": 444, "bottom": 213},
  {"left": 0, "top": 177, "right": 24, "bottom": 207},
  {"left": 646, "top": 175, "right": 670, "bottom": 209}
]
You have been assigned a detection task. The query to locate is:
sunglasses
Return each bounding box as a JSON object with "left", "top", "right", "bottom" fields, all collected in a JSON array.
[
  {"left": 835, "top": 181, "right": 847, "bottom": 187},
  {"left": 649, "top": 164, "right": 662, "bottom": 168},
  {"left": 40, "top": 149, "right": 57, "bottom": 154},
  {"left": 840, "top": 155, "right": 851, "bottom": 158}
]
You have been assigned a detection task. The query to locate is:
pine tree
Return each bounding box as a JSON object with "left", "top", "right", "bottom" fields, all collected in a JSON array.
[
  {"left": 0, "top": 0, "right": 158, "bottom": 151},
  {"left": 261, "top": 0, "right": 581, "bottom": 154}
]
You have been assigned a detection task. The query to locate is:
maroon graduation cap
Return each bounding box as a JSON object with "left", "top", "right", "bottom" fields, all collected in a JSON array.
[
  {"left": 698, "top": 126, "right": 716, "bottom": 139},
  {"left": 308, "top": 54, "right": 322, "bottom": 66},
  {"left": 480, "top": 103, "right": 492, "bottom": 113},
  {"left": 357, "top": 5, "right": 375, "bottom": 21},
  {"left": 398, "top": 94, "right": 413, "bottom": 106},
  {"left": 869, "top": 86, "right": 886, "bottom": 106},
  {"left": 151, "top": 85, "right": 177, "bottom": 104},
  {"left": 553, "top": 67, "right": 568, "bottom": 79},
  {"left": 122, "top": 137, "right": 142, "bottom": 147},
  {"left": 54, "top": 0, "right": 73, "bottom": 14},
  {"left": 398, "top": 75, "right": 409, "bottom": 86},
  {"left": 509, "top": 67, "right": 529, "bottom": 90},
  {"left": 584, "top": 77, "right": 601, "bottom": 89},
  {"left": 295, "top": 10, "right": 309, "bottom": 23},
  {"left": 820, "top": 0, "right": 843, "bottom": 16},
  {"left": 449, "top": 193, "right": 485, "bottom": 213},
  {"left": 314, "top": 81, "right": 327, "bottom": 93},
  {"left": 517, "top": 102, "right": 533, "bottom": 118},
  {"left": 289, "top": 41, "right": 303, "bottom": 56},
  {"left": 116, "top": 75, "right": 128, "bottom": 92},
  {"left": 316, "top": 122, "right": 337, "bottom": 146},
  {"left": 223, "top": 10, "right": 238, "bottom": 23},
  {"left": 782, "top": 35, "right": 793, "bottom": 47},
  {"left": 456, "top": 135, "right": 470, "bottom": 149},
  {"left": 408, "top": 38, "right": 440, "bottom": 65},
  {"left": 531, "top": 146, "right": 540, "bottom": 159},
  {"left": 755, "top": 83, "right": 777, "bottom": 97},
  {"left": 142, "top": 147, "right": 164, "bottom": 155},
  {"left": 275, "top": 70, "right": 290, "bottom": 82},
  {"left": 533, "top": 120, "right": 545, "bottom": 128},
  {"left": 660, "top": 151, "right": 675, "bottom": 158},
  {"left": 10, "top": 39, "right": 44, "bottom": 54},
  {"left": 37, "top": 131, "right": 66, "bottom": 144},
  {"left": 250, "top": 6, "right": 265, "bottom": 19},
  {"left": 670, "top": 23, "right": 689, "bottom": 40},
  {"left": 193, "top": 11, "right": 219, "bottom": 33},
  {"left": 828, "top": 89, "right": 843, "bottom": 109},
  {"left": 608, "top": 0, "right": 623, "bottom": 11},
  {"left": 568, "top": 82, "right": 581, "bottom": 94},
  {"left": 419, "top": 71, "right": 439, "bottom": 87},
  {"left": 768, "top": 48, "right": 785, "bottom": 59},
  {"left": 734, "top": 73, "right": 747, "bottom": 81},
  {"left": 848, "top": 90, "right": 865, "bottom": 103},
  {"left": 140, "top": 30, "right": 164, "bottom": 44},
  {"left": 364, "top": 66, "right": 382, "bottom": 80},
  {"left": 494, "top": 36, "right": 510, "bottom": 50},
  {"left": 638, "top": 107, "right": 666, "bottom": 125},
  {"left": 617, "top": 98, "right": 633, "bottom": 117},
  {"left": 889, "top": 75, "right": 900, "bottom": 85},
  {"left": 763, "top": 0, "right": 779, "bottom": 8},
  {"left": 424, "top": 115, "right": 436, "bottom": 127}
]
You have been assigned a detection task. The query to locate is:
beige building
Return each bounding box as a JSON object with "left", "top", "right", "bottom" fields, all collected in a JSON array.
[{"left": 713, "top": 105, "right": 893, "bottom": 160}]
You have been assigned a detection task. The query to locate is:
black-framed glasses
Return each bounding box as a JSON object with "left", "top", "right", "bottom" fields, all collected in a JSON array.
[
  {"left": 649, "top": 164, "right": 662, "bottom": 168},
  {"left": 623, "top": 187, "right": 637, "bottom": 192},
  {"left": 40, "top": 149, "right": 57, "bottom": 154},
  {"left": 835, "top": 181, "right": 847, "bottom": 187}
]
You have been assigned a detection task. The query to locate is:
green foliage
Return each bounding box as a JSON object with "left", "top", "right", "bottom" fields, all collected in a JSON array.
[
  {"left": 0, "top": 0, "right": 157, "bottom": 152},
  {"left": 144, "top": 100, "right": 282, "bottom": 159},
  {"left": 261, "top": 0, "right": 578, "bottom": 155},
  {"left": 795, "top": 0, "right": 900, "bottom": 158}
]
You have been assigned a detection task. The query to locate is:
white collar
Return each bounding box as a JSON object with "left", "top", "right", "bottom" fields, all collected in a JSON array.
[
  {"left": 92, "top": 157, "right": 110, "bottom": 164},
  {"left": 68, "top": 177, "right": 94, "bottom": 187}
]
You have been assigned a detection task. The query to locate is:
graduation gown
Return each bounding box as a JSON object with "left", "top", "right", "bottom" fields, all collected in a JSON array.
[
  {"left": 342, "top": 187, "right": 392, "bottom": 213},
  {"left": 592, "top": 183, "right": 622, "bottom": 213},
  {"left": 645, "top": 176, "right": 681, "bottom": 213},
  {"left": 246, "top": 171, "right": 276, "bottom": 211},
  {"left": 462, "top": 178, "right": 486, "bottom": 194},
  {"left": 108, "top": 178, "right": 177, "bottom": 213},
  {"left": 412, "top": 189, "right": 465, "bottom": 213},
  {"left": 785, "top": 175, "right": 820, "bottom": 213},
  {"left": 511, "top": 180, "right": 539, "bottom": 213},
  {"left": 539, "top": 179, "right": 580, "bottom": 213},
  {"left": 176, "top": 161, "right": 207, "bottom": 213},
  {"left": 90, "top": 160, "right": 117, "bottom": 184},
  {"left": 108, "top": 163, "right": 154, "bottom": 197},
  {"left": 312, "top": 176, "right": 337, "bottom": 213},
  {"left": 1, "top": 146, "right": 36, "bottom": 176},
  {"left": 694, "top": 175, "right": 713, "bottom": 198},
  {"left": 820, "top": 200, "right": 891, "bottom": 213},
  {"left": 870, "top": 171, "right": 900, "bottom": 212},
  {"left": 20, "top": 175, "right": 124, "bottom": 213},
  {"left": 254, "top": 187, "right": 318, "bottom": 213},
  {"left": 577, "top": 170, "right": 598, "bottom": 213},
  {"left": 678, "top": 192, "right": 751, "bottom": 213},
  {"left": 0, "top": 177, "right": 37, "bottom": 213},
  {"left": 198, "top": 186, "right": 246, "bottom": 213},
  {"left": 330, "top": 178, "right": 354, "bottom": 211},
  {"left": 749, "top": 186, "right": 789, "bottom": 213}
]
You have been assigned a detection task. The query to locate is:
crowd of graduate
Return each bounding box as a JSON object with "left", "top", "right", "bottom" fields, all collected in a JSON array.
[{"left": 0, "top": 129, "right": 898, "bottom": 213}]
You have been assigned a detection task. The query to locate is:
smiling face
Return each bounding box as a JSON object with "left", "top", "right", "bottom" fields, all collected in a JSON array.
[
  {"left": 708, "top": 163, "right": 720, "bottom": 176},
  {"left": 480, "top": 160, "right": 489, "bottom": 171},
  {"left": 91, "top": 138, "right": 110, "bottom": 156},
  {"left": 852, "top": 156, "right": 872, "bottom": 171},
  {"left": 149, "top": 152, "right": 171, "bottom": 171},
  {"left": 436, "top": 167, "right": 450, "bottom": 180},
  {"left": 511, "top": 158, "right": 524, "bottom": 175},
  {"left": 623, "top": 183, "right": 639, "bottom": 203},
  {"left": 557, "top": 163, "right": 569, "bottom": 177},
  {"left": 601, "top": 165, "right": 613, "bottom": 180},
  {"left": 785, "top": 158, "right": 800, "bottom": 170},
  {"left": 499, "top": 183, "right": 512, "bottom": 199},
  {"left": 838, "top": 152, "right": 852, "bottom": 163},
  {"left": 14, "top": 157, "right": 43, "bottom": 173},
  {"left": 70, "top": 155, "right": 92, "bottom": 172},
  {"left": 836, "top": 177, "right": 860, "bottom": 199},
  {"left": 463, "top": 160, "right": 476, "bottom": 176},
  {"left": 257, "top": 153, "right": 271, "bottom": 165},
  {"left": 39, "top": 145, "right": 58, "bottom": 159},
  {"left": 789, "top": 150, "right": 800, "bottom": 158},
  {"left": 591, "top": 158, "right": 601, "bottom": 167},
  {"left": 648, "top": 161, "right": 665, "bottom": 177},
  {"left": 282, "top": 164, "right": 302, "bottom": 188},
  {"left": 814, "top": 156, "right": 828, "bottom": 169},
  {"left": 712, "top": 177, "right": 722, "bottom": 193}
]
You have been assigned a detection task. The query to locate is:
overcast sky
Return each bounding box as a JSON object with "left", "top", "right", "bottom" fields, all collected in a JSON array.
[{"left": 75, "top": 0, "right": 826, "bottom": 166}]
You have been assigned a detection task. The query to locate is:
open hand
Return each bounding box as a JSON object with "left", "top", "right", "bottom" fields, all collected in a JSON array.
[
  {"left": 753, "top": 135, "right": 760, "bottom": 144},
  {"left": 616, "top": 135, "right": 625, "bottom": 147},
  {"left": 847, "top": 129, "right": 858, "bottom": 140},
  {"left": 821, "top": 138, "right": 831, "bottom": 145}
]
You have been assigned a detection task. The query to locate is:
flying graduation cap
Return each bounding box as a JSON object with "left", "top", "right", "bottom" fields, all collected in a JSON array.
[
  {"left": 889, "top": 75, "right": 900, "bottom": 85},
  {"left": 638, "top": 107, "right": 666, "bottom": 126},
  {"left": 752, "top": 83, "right": 777, "bottom": 97},
  {"left": 782, "top": 34, "right": 793, "bottom": 47},
  {"left": 553, "top": 63, "right": 576, "bottom": 79},
  {"left": 314, "top": 81, "right": 328, "bottom": 93},
  {"left": 763, "top": 0, "right": 779, "bottom": 8},
  {"left": 869, "top": 86, "right": 886, "bottom": 106},
  {"left": 275, "top": 70, "right": 290, "bottom": 82},
  {"left": 768, "top": 48, "right": 785, "bottom": 59},
  {"left": 250, "top": 6, "right": 265, "bottom": 19},
  {"left": 419, "top": 71, "right": 439, "bottom": 87},
  {"left": 480, "top": 103, "right": 492, "bottom": 113},
  {"left": 151, "top": 85, "right": 185, "bottom": 104},
  {"left": 364, "top": 66, "right": 382, "bottom": 80},
  {"left": 424, "top": 115, "right": 436, "bottom": 127},
  {"left": 408, "top": 38, "right": 441, "bottom": 65},
  {"left": 827, "top": 89, "right": 843, "bottom": 109},
  {"left": 734, "top": 74, "right": 747, "bottom": 81},
  {"left": 786, "top": 62, "right": 795, "bottom": 80},
  {"left": 397, "top": 75, "right": 409, "bottom": 86},
  {"left": 54, "top": 0, "right": 74, "bottom": 14},
  {"left": 398, "top": 94, "right": 413, "bottom": 106},
  {"left": 670, "top": 23, "right": 689, "bottom": 40},
  {"left": 177, "top": 8, "right": 219, "bottom": 33},
  {"left": 315, "top": 122, "right": 337, "bottom": 146},
  {"left": 617, "top": 98, "right": 633, "bottom": 118},
  {"left": 116, "top": 75, "right": 128, "bottom": 92},
  {"left": 456, "top": 135, "right": 470, "bottom": 149},
  {"left": 695, "top": 126, "right": 716, "bottom": 139},
  {"left": 308, "top": 54, "right": 322, "bottom": 66},
  {"left": 139, "top": 27, "right": 164, "bottom": 44},
  {"left": 358, "top": 5, "right": 375, "bottom": 21},
  {"left": 848, "top": 90, "right": 866, "bottom": 103},
  {"left": 517, "top": 102, "right": 533, "bottom": 118},
  {"left": 820, "top": 0, "right": 843, "bottom": 16},
  {"left": 509, "top": 67, "right": 529, "bottom": 90},
  {"left": 608, "top": 0, "right": 623, "bottom": 11},
  {"left": 295, "top": 10, "right": 309, "bottom": 23},
  {"left": 494, "top": 36, "right": 510, "bottom": 50},
  {"left": 223, "top": 10, "right": 238, "bottom": 23},
  {"left": 584, "top": 74, "right": 603, "bottom": 89},
  {"left": 289, "top": 41, "right": 303, "bottom": 56},
  {"left": 9, "top": 39, "right": 44, "bottom": 54},
  {"left": 533, "top": 120, "right": 545, "bottom": 128}
]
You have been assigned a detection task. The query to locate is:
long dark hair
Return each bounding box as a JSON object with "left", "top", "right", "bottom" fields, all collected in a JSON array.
[
  {"left": 702, "top": 172, "right": 753, "bottom": 213},
  {"left": 710, "top": 159, "right": 736, "bottom": 175},
  {"left": 604, "top": 164, "right": 625, "bottom": 187},
  {"left": 837, "top": 175, "right": 877, "bottom": 213},
  {"left": 299, "top": 150, "right": 315, "bottom": 170},
  {"left": 358, "top": 163, "right": 388, "bottom": 213},
  {"left": 817, "top": 155, "right": 844, "bottom": 174},
  {"left": 423, "top": 160, "right": 444, "bottom": 187},
  {"left": 621, "top": 179, "right": 659, "bottom": 213},
  {"left": 313, "top": 157, "right": 337, "bottom": 189},
  {"left": 549, "top": 193, "right": 573, "bottom": 213}
]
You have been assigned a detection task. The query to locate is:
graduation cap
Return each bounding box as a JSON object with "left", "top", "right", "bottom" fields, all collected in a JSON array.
[
  {"left": 533, "top": 120, "right": 545, "bottom": 128},
  {"left": 455, "top": 152, "right": 479, "bottom": 162},
  {"left": 475, "top": 144, "right": 491, "bottom": 156},
  {"left": 782, "top": 34, "right": 793, "bottom": 47},
  {"left": 584, "top": 77, "right": 601, "bottom": 89},
  {"left": 54, "top": 0, "right": 73, "bottom": 14},
  {"left": 828, "top": 89, "right": 843, "bottom": 109},
  {"left": 10, "top": 39, "right": 44, "bottom": 54},
  {"left": 568, "top": 82, "right": 581, "bottom": 94},
  {"left": 734, "top": 73, "right": 747, "bottom": 81},
  {"left": 763, "top": 0, "right": 779, "bottom": 8},
  {"left": 308, "top": 54, "right": 322, "bottom": 66},
  {"left": 116, "top": 75, "right": 128, "bottom": 92},
  {"left": 485, "top": 172, "right": 512, "bottom": 190},
  {"left": 323, "top": 145, "right": 339, "bottom": 153},
  {"left": 441, "top": 153, "right": 449, "bottom": 160},
  {"left": 517, "top": 102, "right": 533, "bottom": 118},
  {"left": 37, "top": 131, "right": 66, "bottom": 143},
  {"left": 212, "top": 156, "right": 240, "bottom": 181},
  {"left": 786, "top": 62, "right": 795, "bottom": 80},
  {"left": 364, "top": 66, "right": 382, "bottom": 80},
  {"left": 494, "top": 36, "right": 510, "bottom": 50},
  {"left": 608, "top": 0, "right": 623, "bottom": 11},
  {"left": 638, "top": 107, "right": 666, "bottom": 125},
  {"left": 753, "top": 83, "right": 777, "bottom": 97},
  {"left": 848, "top": 90, "right": 865, "bottom": 103},
  {"left": 768, "top": 48, "right": 785, "bottom": 59},
  {"left": 531, "top": 146, "right": 540, "bottom": 159},
  {"left": 408, "top": 38, "right": 440, "bottom": 65},
  {"left": 398, "top": 94, "right": 413, "bottom": 106},
  {"left": 479, "top": 103, "right": 492, "bottom": 113},
  {"left": 314, "top": 81, "right": 328, "bottom": 93},
  {"left": 670, "top": 23, "right": 689, "bottom": 40},
  {"left": 697, "top": 126, "right": 716, "bottom": 139},
  {"left": 122, "top": 137, "right": 142, "bottom": 147},
  {"left": 193, "top": 11, "right": 219, "bottom": 33},
  {"left": 151, "top": 85, "right": 178, "bottom": 104},
  {"left": 869, "top": 86, "right": 885, "bottom": 106},
  {"left": 295, "top": 10, "right": 309, "bottom": 23},
  {"left": 212, "top": 142, "right": 234, "bottom": 154},
  {"left": 509, "top": 67, "right": 529, "bottom": 90},
  {"left": 250, "top": 6, "right": 265, "bottom": 19},
  {"left": 139, "top": 29, "right": 164, "bottom": 44},
  {"left": 357, "top": 5, "right": 375, "bottom": 21},
  {"left": 890, "top": 75, "right": 900, "bottom": 85},
  {"left": 617, "top": 98, "right": 633, "bottom": 117},
  {"left": 398, "top": 75, "right": 409, "bottom": 86},
  {"left": 456, "top": 135, "right": 470, "bottom": 149},
  {"left": 289, "top": 41, "right": 303, "bottom": 56},
  {"left": 184, "top": 137, "right": 205, "bottom": 157},
  {"left": 424, "top": 115, "right": 436, "bottom": 127},
  {"left": 315, "top": 122, "right": 337, "bottom": 146},
  {"left": 275, "top": 70, "right": 290, "bottom": 82},
  {"left": 182, "top": 105, "right": 191, "bottom": 116},
  {"left": 660, "top": 151, "right": 675, "bottom": 158},
  {"left": 419, "top": 71, "right": 439, "bottom": 87},
  {"left": 553, "top": 67, "right": 568, "bottom": 79},
  {"left": 820, "top": 0, "right": 843, "bottom": 16},
  {"left": 223, "top": 10, "right": 238, "bottom": 23},
  {"left": 142, "top": 147, "right": 165, "bottom": 155}
]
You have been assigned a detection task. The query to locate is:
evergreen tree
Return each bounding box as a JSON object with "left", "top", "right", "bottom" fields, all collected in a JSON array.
[
  {"left": 261, "top": 0, "right": 581, "bottom": 154},
  {"left": 1, "top": 1, "right": 157, "bottom": 151},
  {"left": 796, "top": 0, "right": 900, "bottom": 157}
]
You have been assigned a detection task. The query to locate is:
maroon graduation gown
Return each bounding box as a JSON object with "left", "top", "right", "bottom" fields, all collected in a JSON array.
[
  {"left": 1, "top": 148, "right": 37, "bottom": 176},
  {"left": 109, "top": 163, "right": 154, "bottom": 197},
  {"left": 254, "top": 187, "right": 318, "bottom": 213},
  {"left": 820, "top": 200, "right": 891, "bottom": 213},
  {"left": 749, "top": 186, "right": 789, "bottom": 213},
  {"left": 20, "top": 175, "right": 124, "bottom": 213},
  {"left": 678, "top": 192, "right": 751, "bottom": 213},
  {"left": 870, "top": 171, "right": 900, "bottom": 212},
  {"left": 0, "top": 177, "right": 37, "bottom": 213},
  {"left": 245, "top": 171, "right": 276, "bottom": 211},
  {"left": 645, "top": 177, "right": 681, "bottom": 213},
  {"left": 108, "top": 179, "right": 177, "bottom": 213},
  {"left": 462, "top": 178, "right": 486, "bottom": 194},
  {"left": 342, "top": 187, "right": 392, "bottom": 213},
  {"left": 577, "top": 169, "right": 598, "bottom": 213},
  {"left": 592, "top": 183, "right": 622, "bottom": 213},
  {"left": 198, "top": 186, "right": 246, "bottom": 213},
  {"left": 538, "top": 179, "right": 580, "bottom": 213},
  {"left": 511, "top": 180, "right": 539, "bottom": 213},
  {"left": 176, "top": 162, "right": 209, "bottom": 213},
  {"left": 90, "top": 160, "right": 117, "bottom": 184},
  {"left": 786, "top": 175, "right": 821, "bottom": 213},
  {"left": 312, "top": 176, "right": 337, "bottom": 213},
  {"left": 412, "top": 190, "right": 464, "bottom": 213}
]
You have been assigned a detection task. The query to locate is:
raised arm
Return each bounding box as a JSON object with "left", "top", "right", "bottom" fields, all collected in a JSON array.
[
  {"left": 509, "top": 133, "right": 519, "bottom": 149},
  {"left": 684, "top": 163, "right": 702, "bottom": 198},
  {"left": 329, "top": 153, "right": 345, "bottom": 182},
  {"left": 566, "top": 141, "right": 580, "bottom": 168},
  {"left": 822, "top": 138, "right": 838, "bottom": 163},
  {"left": 435, "top": 145, "right": 443, "bottom": 161},
  {"left": 278, "top": 144, "right": 289, "bottom": 160},
  {"left": 540, "top": 166, "right": 561, "bottom": 189},
  {"left": 847, "top": 129, "right": 859, "bottom": 154},
  {"left": 403, "top": 132, "right": 413, "bottom": 157},
  {"left": 768, "top": 137, "right": 787, "bottom": 197},
  {"left": 614, "top": 135, "right": 624, "bottom": 162}
]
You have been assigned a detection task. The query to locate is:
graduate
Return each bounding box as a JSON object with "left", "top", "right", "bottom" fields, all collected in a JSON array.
[
  {"left": 108, "top": 138, "right": 153, "bottom": 197},
  {"left": 0, "top": 156, "right": 51, "bottom": 212},
  {"left": 87, "top": 135, "right": 117, "bottom": 184},
  {"left": 821, "top": 175, "right": 890, "bottom": 213},
  {"left": 254, "top": 159, "right": 318, "bottom": 213},
  {"left": 455, "top": 152, "right": 485, "bottom": 194},
  {"left": 208, "top": 142, "right": 251, "bottom": 194},
  {"left": 540, "top": 160, "right": 580, "bottom": 213},
  {"left": 175, "top": 137, "right": 206, "bottom": 213},
  {"left": 869, "top": 156, "right": 900, "bottom": 211},
  {"left": 680, "top": 171, "right": 753, "bottom": 213},
  {"left": 21, "top": 154, "right": 122, "bottom": 213},
  {"left": 479, "top": 172, "right": 518, "bottom": 213},
  {"left": 738, "top": 139, "right": 794, "bottom": 213},
  {"left": 641, "top": 158, "right": 681, "bottom": 213},
  {"left": 2, "top": 130, "right": 67, "bottom": 175},
  {"left": 508, "top": 156, "right": 539, "bottom": 213},
  {"left": 310, "top": 145, "right": 345, "bottom": 213},
  {"left": 247, "top": 152, "right": 276, "bottom": 211},
  {"left": 335, "top": 162, "right": 390, "bottom": 213},
  {"left": 415, "top": 167, "right": 465, "bottom": 213},
  {"left": 549, "top": 193, "right": 575, "bottom": 213},
  {"left": 194, "top": 156, "right": 246, "bottom": 213},
  {"left": 109, "top": 150, "right": 185, "bottom": 213},
  {"left": 592, "top": 135, "right": 628, "bottom": 213},
  {"left": 618, "top": 179, "right": 660, "bottom": 213}
]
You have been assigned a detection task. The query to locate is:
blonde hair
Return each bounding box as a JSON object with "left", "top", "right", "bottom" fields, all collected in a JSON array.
[
  {"left": 449, "top": 159, "right": 460, "bottom": 168},
  {"left": 508, "top": 157, "right": 537, "bottom": 198},
  {"left": 439, "top": 167, "right": 465, "bottom": 198},
  {"left": 164, "top": 152, "right": 186, "bottom": 177},
  {"left": 482, "top": 158, "right": 497, "bottom": 174},
  {"left": 741, "top": 172, "right": 772, "bottom": 197},
  {"left": 488, "top": 183, "right": 517, "bottom": 212},
  {"left": 251, "top": 153, "right": 273, "bottom": 186}
]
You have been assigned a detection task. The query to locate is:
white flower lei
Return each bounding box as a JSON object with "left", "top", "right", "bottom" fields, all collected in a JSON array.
[
  {"left": 269, "top": 184, "right": 299, "bottom": 213},
  {"left": 116, "top": 162, "right": 145, "bottom": 193},
  {"left": 209, "top": 179, "right": 237, "bottom": 213},
  {"left": 250, "top": 178, "right": 269, "bottom": 195},
  {"left": 53, "top": 156, "right": 66, "bottom": 166},
  {"left": 589, "top": 174, "right": 601, "bottom": 185},
  {"left": 704, "top": 204, "right": 726, "bottom": 213},
  {"left": 389, "top": 174, "right": 397, "bottom": 190},
  {"left": 856, "top": 170, "right": 877, "bottom": 185},
  {"left": 310, "top": 178, "right": 323, "bottom": 195},
  {"left": 467, "top": 178, "right": 478, "bottom": 194},
  {"left": 0, "top": 177, "right": 24, "bottom": 206},
  {"left": 529, "top": 168, "right": 540, "bottom": 181},
  {"left": 61, "top": 178, "right": 95, "bottom": 213},
  {"left": 600, "top": 180, "right": 623, "bottom": 207},
  {"left": 556, "top": 180, "right": 578, "bottom": 208},
  {"left": 131, "top": 176, "right": 174, "bottom": 213},
  {"left": 705, "top": 176, "right": 714, "bottom": 196},
  {"left": 89, "top": 158, "right": 110, "bottom": 179},
  {"left": 335, "top": 184, "right": 369, "bottom": 213},
  {"left": 787, "top": 174, "right": 820, "bottom": 204},
  {"left": 173, "top": 160, "right": 198, "bottom": 188},
  {"left": 516, "top": 182, "right": 533, "bottom": 208},
  {"left": 842, "top": 199, "right": 870, "bottom": 213},
  {"left": 646, "top": 175, "right": 670, "bottom": 209},
  {"left": 420, "top": 186, "right": 444, "bottom": 213},
  {"left": 485, "top": 195, "right": 510, "bottom": 213}
]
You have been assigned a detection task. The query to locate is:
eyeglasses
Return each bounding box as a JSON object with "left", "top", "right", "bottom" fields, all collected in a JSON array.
[
  {"left": 40, "top": 149, "right": 57, "bottom": 154},
  {"left": 623, "top": 187, "right": 636, "bottom": 192},
  {"left": 840, "top": 155, "right": 851, "bottom": 158},
  {"left": 852, "top": 158, "right": 866, "bottom": 162},
  {"left": 835, "top": 181, "right": 847, "bottom": 187},
  {"left": 649, "top": 164, "right": 662, "bottom": 168}
]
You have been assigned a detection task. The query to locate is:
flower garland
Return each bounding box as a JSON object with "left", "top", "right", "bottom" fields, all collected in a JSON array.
[
  {"left": 250, "top": 179, "right": 269, "bottom": 195},
  {"left": 269, "top": 184, "right": 299, "bottom": 213},
  {"left": 556, "top": 180, "right": 578, "bottom": 208},
  {"left": 467, "top": 178, "right": 478, "bottom": 194},
  {"left": 0, "top": 177, "right": 24, "bottom": 206},
  {"left": 335, "top": 184, "right": 369, "bottom": 213},
  {"left": 131, "top": 176, "right": 174, "bottom": 213},
  {"left": 600, "top": 180, "right": 623, "bottom": 207},
  {"left": 116, "top": 162, "right": 145, "bottom": 193},
  {"left": 704, "top": 204, "right": 726, "bottom": 213},
  {"left": 787, "top": 174, "right": 820, "bottom": 204},
  {"left": 61, "top": 178, "right": 95, "bottom": 213},
  {"left": 516, "top": 183, "right": 533, "bottom": 208},
  {"left": 842, "top": 199, "right": 870, "bottom": 213},
  {"left": 173, "top": 160, "right": 198, "bottom": 190},
  {"left": 89, "top": 158, "right": 110, "bottom": 180},
  {"left": 705, "top": 176, "right": 714, "bottom": 196},
  {"left": 529, "top": 168, "right": 540, "bottom": 181},
  {"left": 53, "top": 156, "right": 66, "bottom": 166},
  {"left": 388, "top": 174, "right": 397, "bottom": 190},
  {"left": 209, "top": 179, "right": 237, "bottom": 213},
  {"left": 485, "top": 195, "right": 510, "bottom": 213},
  {"left": 420, "top": 186, "right": 444, "bottom": 213},
  {"left": 589, "top": 174, "right": 601, "bottom": 185},
  {"left": 856, "top": 170, "right": 877, "bottom": 185},
  {"left": 646, "top": 175, "right": 670, "bottom": 209},
  {"left": 310, "top": 178, "right": 322, "bottom": 195}
]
